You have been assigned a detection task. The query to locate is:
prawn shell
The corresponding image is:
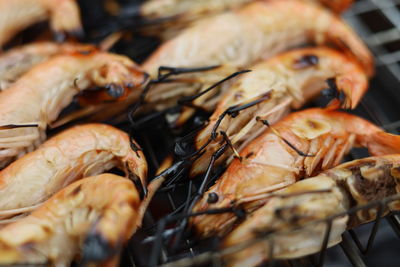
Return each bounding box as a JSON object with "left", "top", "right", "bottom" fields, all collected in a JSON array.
[{"left": 0, "top": 174, "right": 142, "bottom": 265}]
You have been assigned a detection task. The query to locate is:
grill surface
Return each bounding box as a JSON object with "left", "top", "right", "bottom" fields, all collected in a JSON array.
[{"left": 116, "top": 0, "right": 400, "bottom": 266}]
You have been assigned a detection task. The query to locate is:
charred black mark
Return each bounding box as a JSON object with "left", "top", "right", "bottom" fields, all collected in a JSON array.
[
  {"left": 322, "top": 77, "right": 346, "bottom": 104},
  {"left": 292, "top": 54, "right": 319, "bottom": 69},
  {"left": 73, "top": 77, "right": 80, "bottom": 90},
  {"left": 274, "top": 207, "right": 285, "bottom": 218},
  {"left": 306, "top": 119, "right": 319, "bottom": 129},
  {"left": 207, "top": 192, "right": 219, "bottom": 204},
  {"left": 70, "top": 185, "right": 82, "bottom": 196},
  {"left": 42, "top": 225, "right": 52, "bottom": 234},
  {"left": 303, "top": 118, "right": 327, "bottom": 132},
  {"left": 128, "top": 128, "right": 142, "bottom": 158},
  {"left": 105, "top": 83, "right": 125, "bottom": 99},
  {"left": 257, "top": 117, "right": 314, "bottom": 157},
  {"left": 177, "top": 70, "right": 251, "bottom": 105},
  {"left": 274, "top": 206, "right": 303, "bottom": 224},
  {"left": 127, "top": 166, "right": 147, "bottom": 200},
  {"left": 0, "top": 124, "right": 39, "bottom": 130},
  {"left": 82, "top": 232, "right": 115, "bottom": 262},
  {"left": 245, "top": 152, "right": 255, "bottom": 159}
]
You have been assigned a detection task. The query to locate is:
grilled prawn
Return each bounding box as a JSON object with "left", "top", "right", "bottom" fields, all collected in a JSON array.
[
  {"left": 223, "top": 155, "right": 400, "bottom": 267},
  {"left": 0, "top": 123, "right": 147, "bottom": 220},
  {"left": 192, "top": 108, "right": 400, "bottom": 237},
  {"left": 0, "top": 50, "right": 147, "bottom": 167},
  {"left": 0, "top": 174, "right": 143, "bottom": 266},
  {"left": 0, "top": 42, "right": 95, "bottom": 90},
  {"left": 0, "top": 0, "right": 82, "bottom": 47},
  {"left": 140, "top": 0, "right": 354, "bottom": 40},
  {"left": 129, "top": 0, "right": 372, "bottom": 120},
  {"left": 190, "top": 47, "right": 368, "bottom": 176}
]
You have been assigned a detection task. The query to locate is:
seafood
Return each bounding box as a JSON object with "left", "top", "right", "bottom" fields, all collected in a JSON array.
[
  {"left": 134, "top": 0, "right": 372, "bottom": 119},
  {"left": 0, "top": 0, "right": 82, "bottom": 47},
  {"left": 140, "top": 0, "right": 354, "bottom": 39},
  {"left": 0, "top": 123, "right": 147, "bottom": 220},
  {"left": 0, "top": 42, "right": 95, "bottom": 90},
  {"left": 318, "top": 0, "right": 354, "bottom": 12},
  {"left": 191, "top": 108, "right": 400, "bottom": 237},
  {"left": 223, "top": 155, "right": 400, "bottom": 267},
  {"left": 0, "top": 173, "right": 143, "bottom": 266},
  {"left": 0, "top": 50, "right": 147, "bottom": 167},
  {"left": 190, "top": 47, "right": 368, "bottom": 176}
]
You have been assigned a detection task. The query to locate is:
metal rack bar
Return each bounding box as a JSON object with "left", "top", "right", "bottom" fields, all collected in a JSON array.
[{"left": 340, "top": 233, "right": 367, "bottom": 267}]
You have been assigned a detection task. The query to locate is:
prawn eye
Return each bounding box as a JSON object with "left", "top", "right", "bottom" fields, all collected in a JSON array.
[
  {"left": 106, "top": 83, "right": 125, "bottom": 99},
  {"left": 207, "top": 192, "right": 219, "bottom": 203},
  {"left": 322, "top": 77, "right": 346, "bottom": 103}
]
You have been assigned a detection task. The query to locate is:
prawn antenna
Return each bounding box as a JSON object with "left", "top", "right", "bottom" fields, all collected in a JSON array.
[
  {"left": 0, "top": 123, "right": 39, "bottom": 130},
  {"left": 177, "top": 70, "right": 251, "bottom": 105},
  {"left": 174, "top": 124, "right": 211, "bottom": 159},
  {"left": 128, "top": 65, "right": 220, "bottom": 129},
  {"left": 148, "top": 143, "right": 231, "bottom": 264},
  {"left": 211, "top": 91, "right": 273, "bottom": 139},
  {"left": 148, "top": 207, "right": 234, "bottom": 267},
  {"left": 256, "top": 117, "right": 315, "bottom": 157},
  {"left": 220, "top": 131, "right": 242, "bottom": 161},
  {"left": 147, "top": 143, "right": 238, "bottom": 265},
  {"left": 170, "top": 143, "right": 229, "bottom": 252},
  {"left": 156, "top": 65, "right": 220, "bottom": 81},
  {"left": 152, "top": 153, "right": 201, "bottom": 186},
  {"left": 173, "top": 90, "right": 273, "bottom": 162}
]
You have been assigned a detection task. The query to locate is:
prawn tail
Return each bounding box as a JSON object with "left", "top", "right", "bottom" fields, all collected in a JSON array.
[{"left": 362, "top": 131, "right": 400, "bottom": 156}]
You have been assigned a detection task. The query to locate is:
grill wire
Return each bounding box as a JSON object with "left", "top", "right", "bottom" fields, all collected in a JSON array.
[{"left": 113, "top": 0, "right": 400, "bottom": 267}]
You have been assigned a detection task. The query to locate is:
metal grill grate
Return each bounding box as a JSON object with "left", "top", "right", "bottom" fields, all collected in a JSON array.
[
  {"left": 122, "top": 1, "right": 400, "bottom": 266},
  {"left": 344, "top": 0, "right": 400, "bottom": 79}
]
